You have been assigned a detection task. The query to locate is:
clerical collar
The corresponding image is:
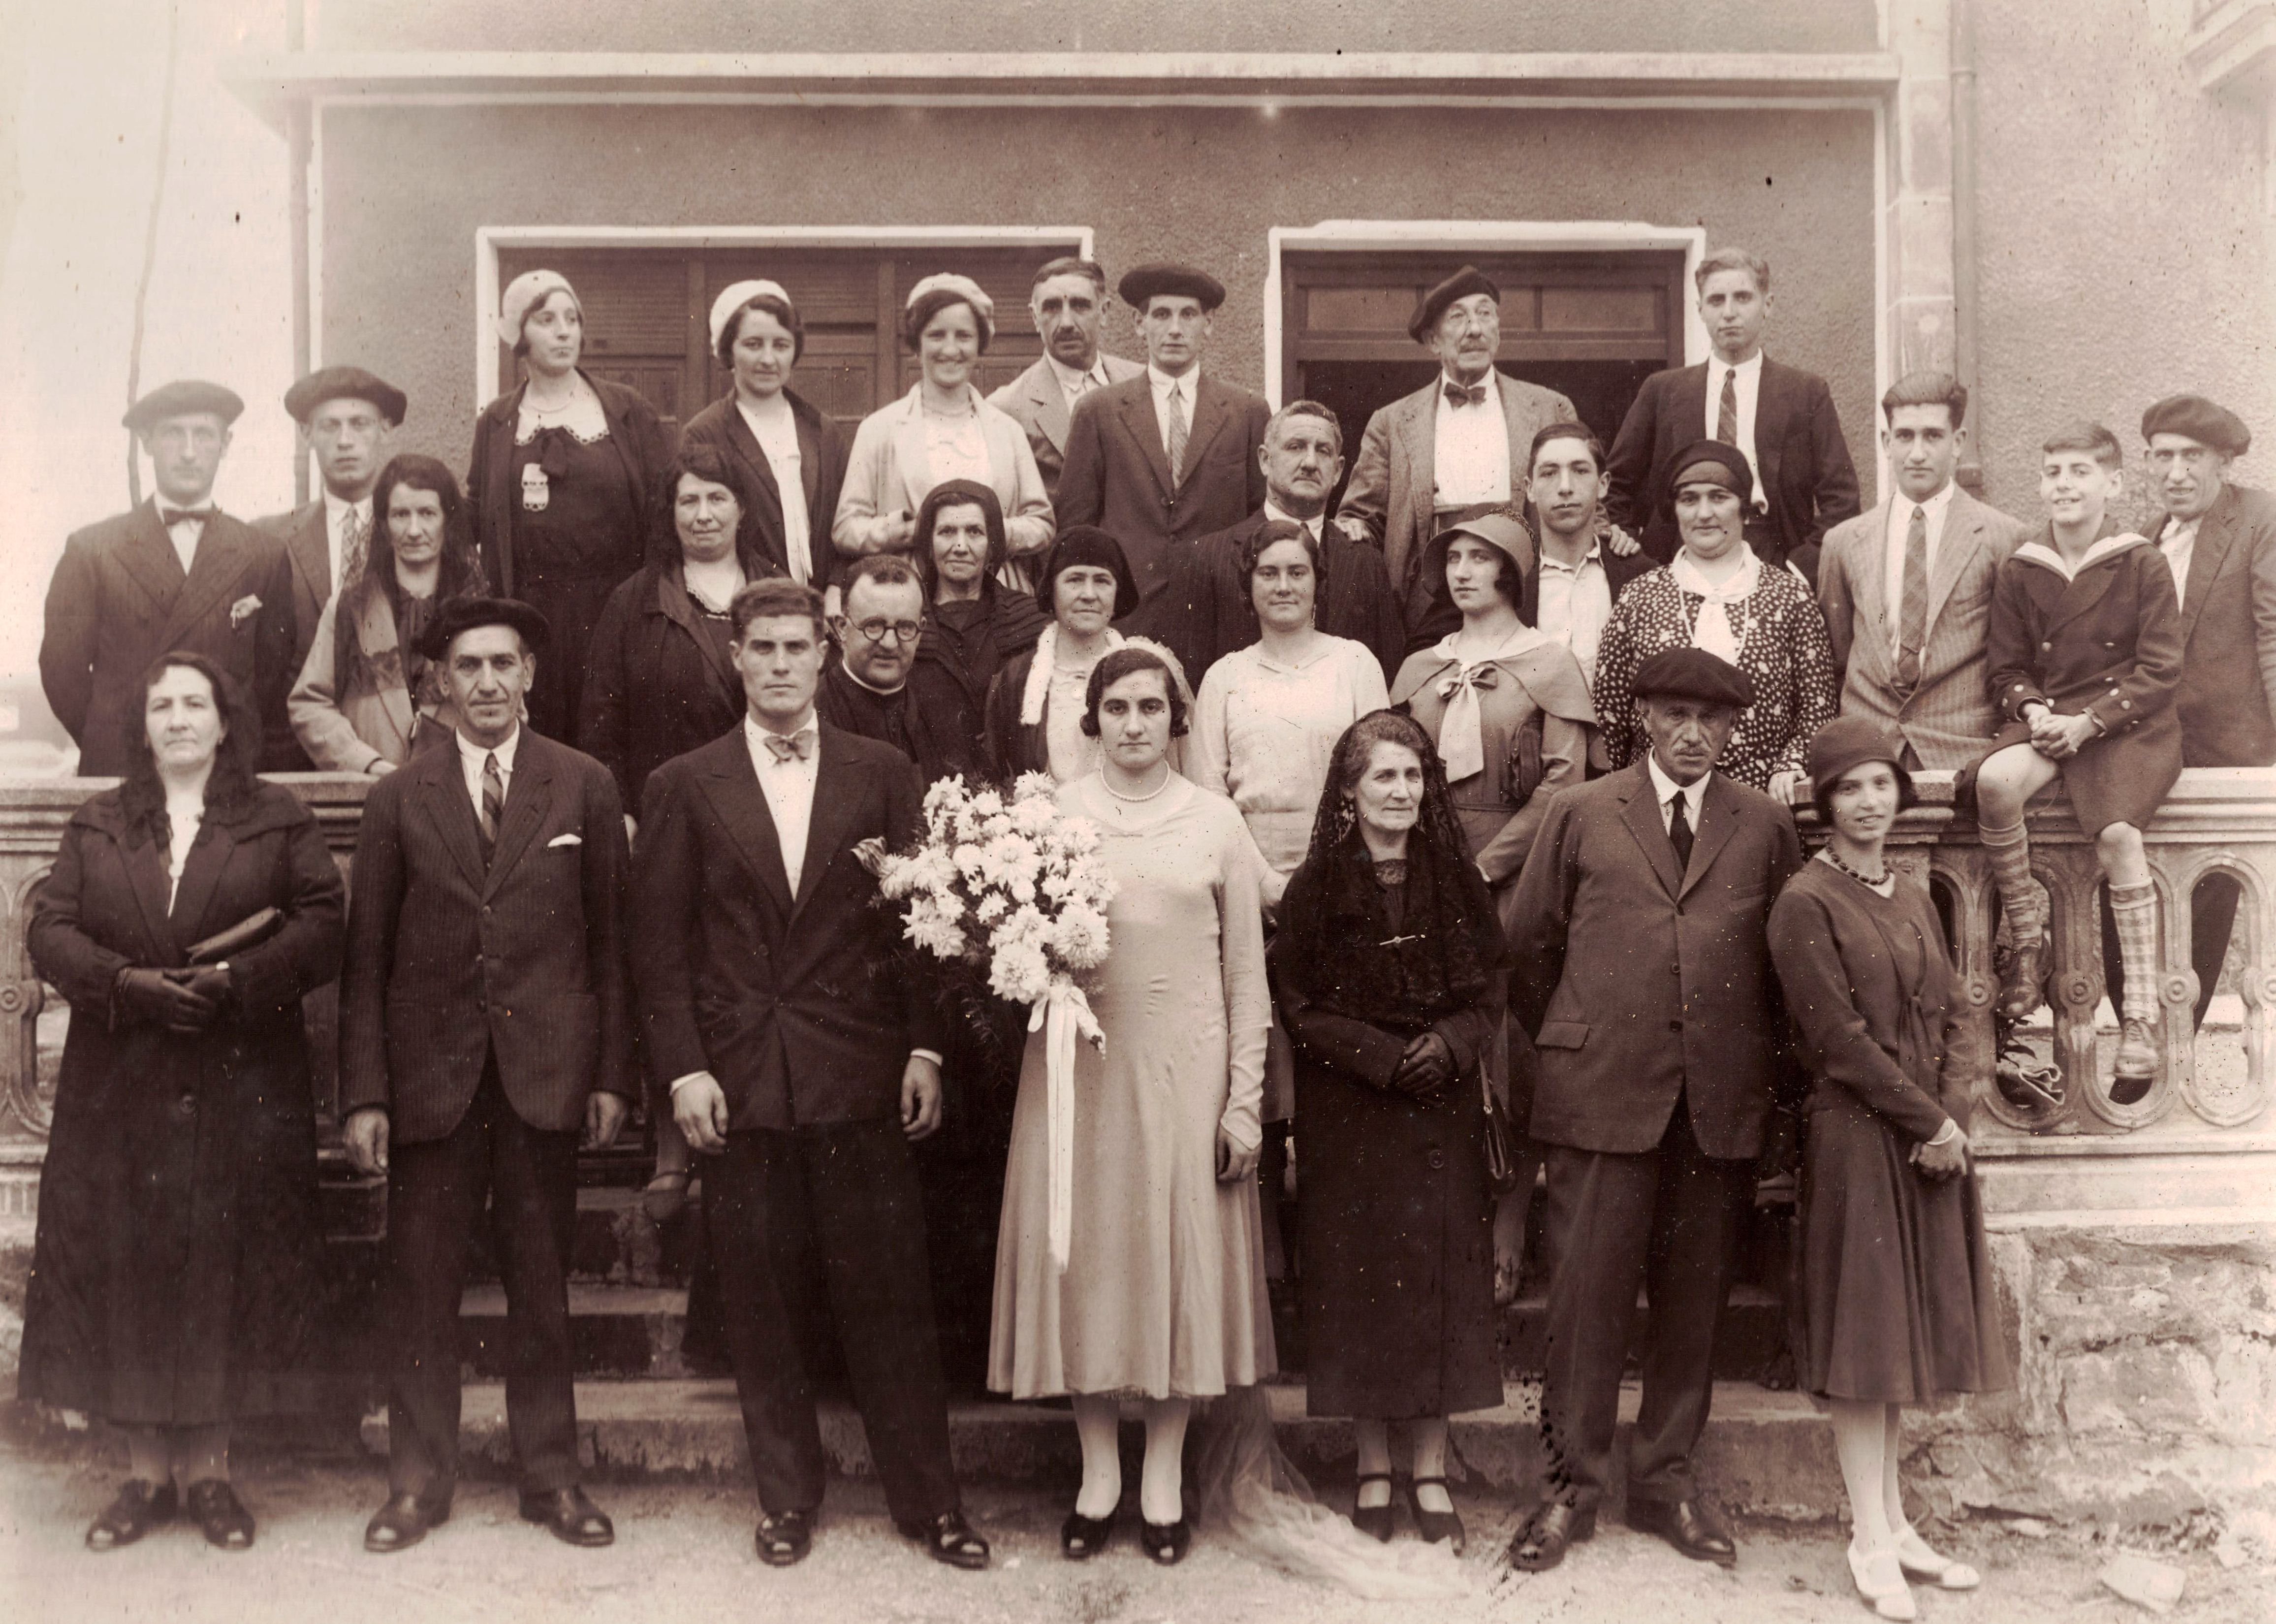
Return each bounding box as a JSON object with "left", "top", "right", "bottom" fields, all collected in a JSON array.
[{"left": 839, "top": 656, "right": 907, "bottom": 698}]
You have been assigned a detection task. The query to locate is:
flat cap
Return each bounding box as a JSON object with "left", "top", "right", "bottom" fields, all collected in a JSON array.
[
  {"left": 2141, "top": 394, "right": 2249, "bottom": 458},
  {"left": 283, "top": 365, "right": 406, "bottom": 426},
  {"left": 1666, "top": 438, "right": 1756, "bottom": 507},
  {"left": 1408, "top": 264, "right": 1501, "bottom": 343},
  {"left": 415, "top": 595, "right": 551, "bottom": 662},
  {"left": 1117, "top": 263, "right": 1225, "bottom": 312},
  {"left": 1631, "top": 646, "right": 1756, "bottom": 709},
  {"left": 122, "top": 379, "right": 244, "bottom": 433}
]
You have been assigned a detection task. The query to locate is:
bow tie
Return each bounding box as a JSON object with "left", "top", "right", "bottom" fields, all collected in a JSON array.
[
  {"left": 160, "top": 508, "right": 215, "bottom": 528},
  {"left": 1436, "top": 664, "right": 1500, "bottom": 699},
  {"left": 761, "top": 730, "right": 814, "bottom": 763},
  {"left": 1444, "top": 382, "right": 1488, "bottom": 408}
]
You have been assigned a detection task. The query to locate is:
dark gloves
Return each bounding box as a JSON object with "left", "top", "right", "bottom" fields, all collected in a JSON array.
[
  {"left": 173, "top": 965, "right": 234, "bottom": 1018},
  {"left": 115, "top": 967, "right": 217, "bottom": 1033},
  {"left": 1388, "top": 1032, "right": 1454, "bottom": 1101}
]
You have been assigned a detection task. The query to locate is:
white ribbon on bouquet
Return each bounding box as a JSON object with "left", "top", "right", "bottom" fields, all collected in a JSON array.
[{"left": 1031, "top": 977, "right": 1105, "bottom": 1272}]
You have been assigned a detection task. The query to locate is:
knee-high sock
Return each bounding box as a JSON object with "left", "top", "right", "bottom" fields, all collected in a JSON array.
[
  {"left": 2110, "top": 882, "right": 2160, "bottom": 1027},
  {"left": 1981, "top": 820, "right": 2040, "bottom": 950}
]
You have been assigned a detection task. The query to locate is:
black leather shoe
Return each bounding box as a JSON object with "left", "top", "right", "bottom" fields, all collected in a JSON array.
[
  {"left": 364, "top": 1490, "right": 450, "bottom": 1554},
  {"left": 86, "top": 1479, "right": 176, "bottom": 1551},
  {"left": 1506, "top": 1499, "right": 1594, "bottom": 1572},
  {"left": 1140, "top": 1517, "right": 1191, "bottom": 1565},
  {"left": 1060, "top": 1508, "right": 1114, "bottom": 1560},
  {"left": 518, "top": 1486, "right": 614, "bottom": 1548},
  {"left": 185, "top": 1480, "right": 254, "bottom": 1551},
  {"left": 1351, "top": 1472, "right": 1395, "bottom": 1542},
  {"left": 897, "top": 1508, "right": 990, "bottom": 1570},
  {"left": 1626, "top": 1496, "right": 1737, "bottom": 1566},
  {"left": 1405, "top": 1476, "right": 1465, "bottom": 1553},
  {"left": 754, "top": 1508, "right": 814, "bottom": 1566}
]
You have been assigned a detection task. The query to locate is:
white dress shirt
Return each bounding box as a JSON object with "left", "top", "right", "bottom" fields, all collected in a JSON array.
[
  {"left": 1535, "top": 539, "right": 1614, "bottom": 687},
  {"left": 1432, "top": 371, "right": 1511, "bottom": 509},
  {"left": 324, "top": 489, "right": 374, "bottom": 596},
  {"left": 1047, "top": 353, "right": 1113, "bottom": 406},
  {"left": 1148, "top": 366, "right": 1199, "bottom": 463},
  {"left": 1261, "top": 499, "right": 1323, "bottom": 543},
  {"left": 1882, "top": 480, "right": 1959, "bottom": 648},
  {"left": 1703, "top": 351, "right": 1770, "bottom": 513},
  {"left": 737, "top": 395, "right": 813, "bottom": 586},
  {"left": 2157, "top": 513, "right": 2201, "bottom": 611},
  {"left": 1646, "top": 751, "right": 1710, "bottom": 836},
  {"left": 158, "top": 505, "right": 210, "bottom": 574},
  {"left": 456, "top": 723, "right": 520, "bottom": 814}
]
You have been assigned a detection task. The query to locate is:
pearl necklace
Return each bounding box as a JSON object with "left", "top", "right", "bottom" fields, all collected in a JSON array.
[
  {"left": 1823, "top": 847, "right": 1892, "bottom": 889},
  {"left": 1102, "top": 769, "right": 1170, "bottom": 803}
]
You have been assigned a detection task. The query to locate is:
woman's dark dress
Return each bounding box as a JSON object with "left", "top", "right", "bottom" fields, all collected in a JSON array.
[
  {"left": 579, "top": 560, "right": 753, "bottom": 814},
  {"left": 20, "top": 782, "right": 346, "bottom": 1424},
  {"left": 1275, "top": 860, "right": 1503, "bottom": 1421},
  {"left": 1768, "top": 859, "right": 2012, "bottom": 1403}
]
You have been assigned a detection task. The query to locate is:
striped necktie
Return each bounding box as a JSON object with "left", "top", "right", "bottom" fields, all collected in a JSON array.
[
  {"left": 1716, "top": 368, "right": 1740, "bottom": 446},
  {"left": 1897, "top": 505, "right": 1928, "bottom": 693},
  {"left": 479, "top": 751, "right": 504, "bottom": 860},
  {"left": 1165, "top": 383, "right": 1188, "bottom": 486}
]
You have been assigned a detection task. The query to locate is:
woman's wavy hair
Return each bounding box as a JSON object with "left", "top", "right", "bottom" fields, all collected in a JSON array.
[
  {"left": 116, "top": 652, "right": 264, "bottom": 845},
  {"left": 911, "top": 478, "right": 1007, "bottom": 602},
  {"left": 1242, "top": 517, "right": 1327, "bottom": 600},
  {"left": 336, "top": 455, "right": 482, "bottom": 700},
  {"left": 645, "top": 441, "right": 766, "bottom": 573},
  {"left": 1079, "top": 644, "right": 1190, "bottom": 739}
]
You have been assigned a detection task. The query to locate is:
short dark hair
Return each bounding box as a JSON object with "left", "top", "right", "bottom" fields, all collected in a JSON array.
[
  {"left": 1811, "top": 760, "right": 1921, "bottom": 830},
  {"left": 1243, "top": 517, "right": 1326, "bottom": 595},
  {"left": 716, "top": 291, "right": 806, "bottom": 366},
  {"left": 1882, "top": 371, "right": 1967, "bottom": 430},
  {"left": 730, "top": 576, "right": 827, "bottom": 641},
  {"left": 1528, "top": 420, "right": 1607, "bottom": 473},
  {"left": 2042, "top": 420, "right": 2125, "bottom": 472},
  {"left": 1264, "top": 399, "right": 1344, "bottom": 458},
  {"left": 1031, "top": 257, "right": 1107, "bottom": 295},
  {"left": 1694, "top": 248, "right": 1770, "bottom": 295},
  {"left": 842, "top": 552, "right": 925, "bottom": 603},
  {"left": 1079, "top": 645, "right": 1189, "bottom": 739},
  {"left": 117, "top": 652, "right": 264, "bottom": 842},
  {"left": 650, "top": 441, "right": 752, "bottom": 568},
  {"left": 903, "top": 288, "right": 993, "bottom": 354}
]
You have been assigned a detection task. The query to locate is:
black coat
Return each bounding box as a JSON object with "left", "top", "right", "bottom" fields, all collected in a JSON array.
[
  {"left": 2165, "top": 482, "right": 2276, "bottom": 768},
  {"left": 680, "top": 389, "right": 851, "bottom": 596},
  {"left": 20, "top": 782, "right": 344, "bottom": 1424},
  {"left": 469, "top": 372, "right": 676, "bottom": 600},
  {"left": 579, "top": 561, "right": 750, "bottom": 812},
  {"left": 815, "top": 655, "right": 988, "bottom": 788},
  {"left": 40, "top": 502, "right": 299, "bottom": 775}
]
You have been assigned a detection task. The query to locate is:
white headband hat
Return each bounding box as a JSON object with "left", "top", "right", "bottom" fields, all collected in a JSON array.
[
  {"left": 906, "top": 273, "right": 995, "bottom": 346},
  {"left": 497, "top": 269, "right": 579, "bottom": 347},
  {"left": 708, "top": 279, "right": 795, "bottom": 352}
]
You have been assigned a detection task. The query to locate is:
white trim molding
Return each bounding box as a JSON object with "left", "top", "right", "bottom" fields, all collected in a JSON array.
[
  {"left": 224, "top": 50, "right": 1901, "bottom": 129},
  {"left": 1263, "top": 221, "right": 1712, "bottom": 411},
  {"left": 472, "top": 224, "right": 1095, "bottom": 403}
]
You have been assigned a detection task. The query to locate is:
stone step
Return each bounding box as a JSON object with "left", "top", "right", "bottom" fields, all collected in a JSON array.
[{"left": 355, "top": 1376, "right": 1839, "bottom": 1516}]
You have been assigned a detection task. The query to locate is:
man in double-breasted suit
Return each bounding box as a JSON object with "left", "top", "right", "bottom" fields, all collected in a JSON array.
[
  {"left": 1605, "top": 249, "right": 1860, "bottom": 586},
  {"left": 1055, "top": 262, "right": 1271, "bottom": 625},
  {"left": 42, "top": 380, "right": 299, "bottom": 775},
  {"left": 1817, "top": 371, "right": 2031, "bottom": 770},
  {"left": 1334, "top": 266, "right": 1581, "bottom": 642},
  {"left": 1502, "top": 647, "right": 1802, "bottom": 1575},
  {"left": 988, "top": 257, "right": 1146, "bottom": 501},
  {"left": 632, "top": 576, "right": 988, "bottom": 1572},
  {"left": 340, "top": 597, "right": 632, "bottom": 1555}
]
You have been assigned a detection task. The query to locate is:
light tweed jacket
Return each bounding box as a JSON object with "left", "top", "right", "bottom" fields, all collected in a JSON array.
[{"left": 1816, "top": 486, "right": 2034, "bottom": 770}]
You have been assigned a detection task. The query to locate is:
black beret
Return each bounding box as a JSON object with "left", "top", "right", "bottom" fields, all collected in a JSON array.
[
  {"left": 1631, "top": 646, "right": 1756, "bottom": 709},
  {"left": 2141, "top": 394, "right": 2249, "bottom": 458},
  {"left": 283, "top": 365, "right": 407, "bottom": 426},
  {"left": 122, "top": 379, "right": 244, "bottom": 432},
  {"left": 1035, "top": 525, "right": 1139, "bottom": 621},
  {"left": 1666, "top": 438, "right": 1756, "bottom": 507},
  {"left": 1117, "top": 263, "right": 1226, "bottom": 312},
  {"left": 1408, "top": 265, "right": 1501, "bottom": 343},
  {"left": 416, "top": 596, "right": 551, "bottom": 663}
]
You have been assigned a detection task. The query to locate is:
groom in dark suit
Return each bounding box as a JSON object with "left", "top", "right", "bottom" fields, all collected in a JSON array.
[
  {"left": 631, "top": 576, "right": 987, "bottom": 1572},
  {"left": 340, "top": 596, "right": 632, "bottom": 1554}
]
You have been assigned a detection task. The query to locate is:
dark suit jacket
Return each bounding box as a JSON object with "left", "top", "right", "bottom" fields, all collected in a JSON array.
[
  {"left": 632, "top": 722, "right": 945, "bottom": 1129},
  {"left": 339, "top": 728, "right": 632, "bottom": 1145},
  {"left": 252, "top": 499, "right": 333, "bottom": 678},
  {"left": 578, "top": 560, "right": 753, "bottom": 813},
  {"left": 470, "top": 372, "right": 677, "bottom": 597},
  {"left": 1152, "top": 509, "right": 1408, "bottom": 690},
  {"left": 987, "top": 352, "right": 1146, "bottom": 500},
  {"left": 2165, "top": 482, "right": 2276, "bottom": 767},
  {"left": 679, "top": 388, "right": 850, "bottom": 596},
  {"left": 1604, "top": 356, "right": 1861, "bottom": 583},
  {"left": 1504, "top": 761, "right": 1802, "bottom": 1160},
  {"left": 40, "top": 501, "right": 299, "bottom": 776},
  {"left": 1054, "top": 373, "right": 1272, "bottom": 609}
]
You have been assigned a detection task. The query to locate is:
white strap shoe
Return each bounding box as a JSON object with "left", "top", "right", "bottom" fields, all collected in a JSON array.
[
  {"left": 1847, "top": 1537, "right": 1919, "bottom": 1621},
  {"left": 1893, "top": 1523, "right": 1982, "bottom": 1590}
]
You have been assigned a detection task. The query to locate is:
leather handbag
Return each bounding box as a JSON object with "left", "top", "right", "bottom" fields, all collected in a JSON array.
[
  {"left": 1480, "top": 1069, "right": 1524, "bottom": 1197},
  {"left": 184, "top": 907, "right": 283, "bottom": 965}
]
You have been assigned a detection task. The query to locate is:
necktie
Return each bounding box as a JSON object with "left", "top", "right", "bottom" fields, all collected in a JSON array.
[
  {"left": 1716, "top": 369, "right": 1740, "bottom": 446},
  {"left": 1668, "top": 792, "right": 1695, "bottom": 872},
  {"left": 763, "top": 730, "right": 814, "bottom": 763},
  {"left": 1165, "top": 384, "right": 1188, "bottom": 487},
  {"left": 1444, "top": 381, "right": 1487, "bottom": 408},
  {"left": 340, "top": 504, "right": 371, "bottom": 596},
  {"left": 479, "top": 751, "right": 504, "bottom": 859},
  {"left": 1897, "top": 504, "right": 1928, "bottom": 693}
]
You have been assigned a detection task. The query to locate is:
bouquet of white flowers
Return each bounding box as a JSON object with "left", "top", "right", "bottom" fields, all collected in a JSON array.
[{"left": 878, "top": 772, "right": 1116, "bottom": 1269}]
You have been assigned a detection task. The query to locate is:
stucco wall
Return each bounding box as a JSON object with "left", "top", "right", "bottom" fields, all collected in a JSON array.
[
  {"left": 312, "top": 0, "right": 1881, "bottom": 58},
  {"left": 320, "top": 101, "right": 1878, "bottom": 482},
  {"left": 1972, "top": 0, "right": 2274, "bottom": 518}
]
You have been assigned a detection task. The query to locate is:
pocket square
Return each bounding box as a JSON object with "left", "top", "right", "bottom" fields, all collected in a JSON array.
[{"left": 547, "top": 832, "right": 583, "bottom": 848}]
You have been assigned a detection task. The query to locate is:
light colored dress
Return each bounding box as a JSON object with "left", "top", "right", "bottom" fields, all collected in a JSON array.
[
  {"left": 1187, "top": 635, "right": 1391, "bottom": 904},
  {"left": 988, "top": 773, "right": 1275, "bottom": 1400}
]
